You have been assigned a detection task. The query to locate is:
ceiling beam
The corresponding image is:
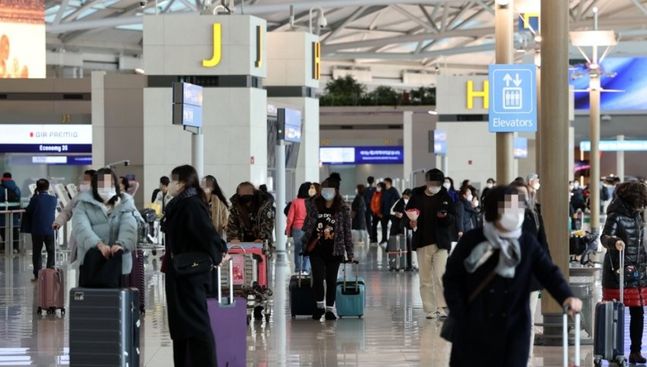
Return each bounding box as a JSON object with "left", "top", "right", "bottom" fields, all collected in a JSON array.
[
  {"left": 419, "top": 5, "right": 440, "bottom": 32},
  {"left": 325, "top": 43, "right": 494, "bottom": 61},
  {"left": 391, "top": 5, "right": 435, "bottom": 32},
  {"left": 321, "top": 6, "right": 385, "bottom": 43},
  {"left": 630, "top": 0, "right": 647, "bottom": 15},
  {"left": 53, "top": 0, "right": 70, "bottom": 25}
]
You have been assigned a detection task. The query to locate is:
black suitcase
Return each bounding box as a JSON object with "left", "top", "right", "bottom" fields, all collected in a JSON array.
[
  {"left": 593, "top": 248, "right": 627, "bottom": 367},
  {"left": 289, "top": 272, "right": 316, "bottom": 318},
  {"left": 69, "top": 288, "right": 141, "bottom": 367}
]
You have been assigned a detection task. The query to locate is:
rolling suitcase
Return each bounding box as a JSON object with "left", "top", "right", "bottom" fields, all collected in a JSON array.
[
  {"left": 127, "top": 249, "right": 146, "bottom": 313},
  {"left": 69, "top": 287, "right": 140, "bottom": 367},
  {"left": 386, "top": 235, "right": 406, "bottom": 271},
  {"left": 563, "top": 310, "right": 582, "bottom": 367},
  {"left": 289, "top": 255, "right": 317, "bottom": 318},
  {"left": 37, "top": 267, "right": 65, "bottom": 316},
  {"left": 208, "top": 258, "right": 247, "bottom": 367},
  {"left": 335, "top": 260, "right": 366, "bottom": 319},
  {"left": 594, "top": 248, "right": 627, "bottom": 367}
]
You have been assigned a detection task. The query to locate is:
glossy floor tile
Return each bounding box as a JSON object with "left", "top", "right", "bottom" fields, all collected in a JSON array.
[{"left": 0, "top": 244, "right": 642, "bottom": 366}]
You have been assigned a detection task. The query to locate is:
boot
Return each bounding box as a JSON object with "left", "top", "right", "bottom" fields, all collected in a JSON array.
[{"left": 629, "top": 352, "right": 646, "bottom": 364}]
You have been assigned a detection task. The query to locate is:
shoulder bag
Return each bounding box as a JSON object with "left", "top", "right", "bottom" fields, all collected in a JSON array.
[{"left": 440, "top": 269, "right": 497, "bottom": 342}]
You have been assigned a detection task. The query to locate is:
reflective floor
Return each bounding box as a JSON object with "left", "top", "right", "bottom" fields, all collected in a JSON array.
[{"left": 0, "top": 242, "right": 641, "bottom": 366}]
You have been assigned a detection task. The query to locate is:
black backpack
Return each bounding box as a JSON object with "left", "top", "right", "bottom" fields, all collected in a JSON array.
[
  {"left": 284, "top": 201, "right": 292, "bottom": 217},
  {"left": 1, "top": 185, "right": 19, "bottom": 203}
]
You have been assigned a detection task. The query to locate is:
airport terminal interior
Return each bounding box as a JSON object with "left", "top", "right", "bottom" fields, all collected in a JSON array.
[{"left": 2, "top": 0, "right": 647, "bottom": 366}]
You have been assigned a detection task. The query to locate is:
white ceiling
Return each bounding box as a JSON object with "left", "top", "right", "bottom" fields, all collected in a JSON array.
[{"left": 44, "top": 0, "right": 647, "bottom": 69}]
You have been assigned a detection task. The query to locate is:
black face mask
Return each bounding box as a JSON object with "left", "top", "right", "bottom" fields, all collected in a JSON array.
[{"left": 239, "top": 194, "right": 254, "bottom": 205}]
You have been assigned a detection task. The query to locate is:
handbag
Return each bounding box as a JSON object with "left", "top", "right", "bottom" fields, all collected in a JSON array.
[
  {"left": 172, "top": 251, "right": 213, "bottom": 276},
  {"left": 441, "top": 268, "right": 497, "bottom": 342},
  {"left": 79, "top": 247, "right": 124, "bottom": 288}
]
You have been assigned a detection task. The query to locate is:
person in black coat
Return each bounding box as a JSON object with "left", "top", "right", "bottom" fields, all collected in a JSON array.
[
  {"left": 443, "top": 185, "right": 581, "bottom": 367},
  {"left": 600, "top": 182, "right": 647, "bottom": 364},
  {"left": 22, "top": 179, "right": 58, "bottom": 280},
  {"left": 351, "top": 185, "right": 367, "bottom": 231},
  {"left": 406, "top": 168, "right": 457, "bottom": 319},
  {"left": 363, "top": 176, "right": 376, "bottom": 243},
  {"left": 379, "top": 178, "right": 400, "bottom": 245},
  {"left": 161, "top": 165, "right": 227, "bottom": 367},
  {"left": 455, "top": 185, "right": 479, "bottom": 238}
]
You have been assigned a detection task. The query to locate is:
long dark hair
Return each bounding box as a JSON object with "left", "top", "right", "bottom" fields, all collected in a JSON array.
[
  {"left": 204, "top": 175, "right": 229, "bottom": 208},
  {"left": 297, "top": 182, "right": 311, "bottom": 199},
  {"left": 92, "top": 168, "right": 121, "bottom": 205},
  {"left": 171, "top": 165, "right": 207, "bottom": 204},
  {"left": 315, "top": 178, "right": 343, "bottom": 213}
]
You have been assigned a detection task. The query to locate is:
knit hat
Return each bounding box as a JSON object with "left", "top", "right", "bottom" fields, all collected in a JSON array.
[{"left": 425, "top": 169, "right": 445, "bottom": 183}]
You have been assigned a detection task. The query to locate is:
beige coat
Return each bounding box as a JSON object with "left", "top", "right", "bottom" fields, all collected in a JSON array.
[{"left": 209, "top": 195, "right": 229, "bottom": 236}]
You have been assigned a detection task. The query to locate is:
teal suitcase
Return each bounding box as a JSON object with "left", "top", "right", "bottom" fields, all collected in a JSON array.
[{"left": 336, "top": 261, "right": 366, "bottom": 318}]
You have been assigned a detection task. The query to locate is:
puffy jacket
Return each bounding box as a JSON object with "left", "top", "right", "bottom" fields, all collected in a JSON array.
[
  {"left": 370, "top": 191, "right": 382, "bottom": 216},
  {"left": 72, "top": 191, "right": 139, "bottom": 274},
  {"left": 208, "top": 194, "right": 229, "bottom": 236},
  {"left": 456, "top": 198, "right": 479, "bottom": 234},
  {"left": 351, "top": 195, "right": 367, "bottom": 230},
  {"left": 601, "top": 198, "right": 647, "bottom": 291},
  {"left": 226, "top": 191, "right": 275, "bottom": 243},
  {"left": 286, "top": 198, "right": 307, "bottom": 234},
  {"left": 23, "top": 192, "right": 57, "bottom": 236}
]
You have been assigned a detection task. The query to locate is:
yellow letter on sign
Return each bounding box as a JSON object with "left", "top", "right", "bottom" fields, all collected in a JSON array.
[
  {"left": 255, "top": 26, "right": 263, "bottom": 68},
  {"left": 203, "top": 23, "right": 222, "bottom": 68},
  {"left": 466, "top": 80, "right": 489, "bottom": 110},
  {"left": 312, "top": 41, "right": 321, "bottom": 80}
]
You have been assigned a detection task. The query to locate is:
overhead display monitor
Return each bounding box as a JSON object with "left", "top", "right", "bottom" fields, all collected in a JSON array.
[
  {"left": 0, "top": 0, "right": 46, "bottom": 78},
  {"left": 571, "top": 58, "right": 647, "bottom": 111},
  {"left": 172, "top": 82, "right": 203, "bottom": 128},
  {"left": 0, "top": 124, "right": 92, "bottom": 153},
  {"left": 320, "top": 146, "right": 404, "bottom": 165},
  {"left": 278, "top": 108, "right": 302, "bottom": 143},
  {"left": 514, "top": 137, "right": 528, "bottom": 158},
  {"left": 580, "top": 140, "right": 647, "bottom": 152}
]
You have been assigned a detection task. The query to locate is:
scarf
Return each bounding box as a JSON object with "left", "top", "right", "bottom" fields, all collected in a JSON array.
[{"left": 464, "top": 221, "right": 522, "bottom": 278}]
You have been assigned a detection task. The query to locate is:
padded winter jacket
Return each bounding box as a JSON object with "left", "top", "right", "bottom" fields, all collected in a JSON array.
[
  {"left": 72, "top": 191, "right": 139, "bottom": 274},
  {"left": 301, "top": 198, "right": 354, "bottom": 259},
  {"left": 226, "top": 191, "right": 275, "bottom": 243},
  {"left": 601, "top": 198, "right": 647, "bottom": 291}
]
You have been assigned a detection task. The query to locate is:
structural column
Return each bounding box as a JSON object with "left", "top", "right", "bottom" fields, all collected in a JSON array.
[
  {"left": 495, "top": 0, "right": 515, "bottom": 184},
  {"left": 540, "top": 0, "right": 570, "bottom": 327},
  {"left": 589, "top": 85, "right": 601, "bottom": 233},
  {"left": 616, "top": 135, "right": 625, "bottom": 181}
]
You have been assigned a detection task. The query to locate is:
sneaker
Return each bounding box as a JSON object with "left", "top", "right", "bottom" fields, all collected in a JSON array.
[
  {"left": 325, "top": 310, "right": 338, "bottom": 320},
  {"left": 312, "top": 308, "right": 325, "bottom": 320}
]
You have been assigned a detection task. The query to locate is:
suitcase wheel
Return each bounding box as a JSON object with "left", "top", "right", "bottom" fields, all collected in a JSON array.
[
  {"left": 593, "top": 359, "right": 601, "bottom": 367},
  {"left": 615, "top": 356, "right": 627, "bottom": 367}
]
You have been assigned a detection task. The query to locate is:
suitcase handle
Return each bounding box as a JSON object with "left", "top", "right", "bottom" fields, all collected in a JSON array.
[
  {"left": 619, "top": 247, "right": 624, "bottom": 305},
  {"left": 216, "top": 258, "right": 234, "bottom": 306},
  {"left": 562, "top": 310, "right": 581, "bottom": 367},
  {"left": 342, "top": 260, "right": 360, "bottom": 291}
]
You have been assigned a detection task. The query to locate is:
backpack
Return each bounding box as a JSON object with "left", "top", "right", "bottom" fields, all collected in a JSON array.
[
  {"left": 284, "top": 201, "right": 292, "bottom": 217},
  {"left": 1, "top": 184, "right": 19, "bottom": 203},
  {"left": 370, "top": 192, "right": 382, "bottom": 216}
]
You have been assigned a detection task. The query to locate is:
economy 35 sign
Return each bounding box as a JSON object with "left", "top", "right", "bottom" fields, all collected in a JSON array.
[{"left": 488, "top": 64, "right": 537, "bottom": 133}]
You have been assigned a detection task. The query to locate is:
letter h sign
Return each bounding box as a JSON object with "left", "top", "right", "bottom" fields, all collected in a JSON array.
[{"left": 466, "top": 80, "right": 489, "bottom": 110}]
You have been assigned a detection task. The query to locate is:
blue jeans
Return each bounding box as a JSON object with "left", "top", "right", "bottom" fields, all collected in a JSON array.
[{"left": 292, "top": 229, "right": 310, "bottom": 273}]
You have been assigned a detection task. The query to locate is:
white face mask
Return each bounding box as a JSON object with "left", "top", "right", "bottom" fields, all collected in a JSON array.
[
  {"left": 443, "top": 182, "right": 451, "bottom": 190},
  {"left": 466, "top": 194, "right": 473, "bottom": 202},
  {"left": 79, "top": 183, "right": 91, "bottom": 193},
  {"left": 308, "top": 188, "right": 316, "bottom": 197},
  {"left": 321, "top": 188, "right": 336, "bottom": 201},
  {"left": 97, "top": 187, "right": 116, "bottom": 203},
  {"left": 532, "top": 182, "right": 541, "bottom": 191},
  {"left": 427, "top": 185, "right": 441, "bottom": 195},
  {"left": 204, "top": 187, "right": 212, "bottom": 195},
  {"left": 473, "top": 199, "right": 479, "bottom": 207},
  {"left": 486, "top": 183, "right": 494, "bottom": 189},
  {"left": 403, "top": 198, "right": 409, "bottom": 205},
  {"left": 376, "top": 187, "right": 382, "bottom": 193},
  {"left": 498, "top": 210, "right": 525, "bottom": 232}
]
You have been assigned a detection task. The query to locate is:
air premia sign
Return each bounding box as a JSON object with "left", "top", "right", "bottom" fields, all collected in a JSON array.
[{"left": 0, "top": 124, "right": 92, "bottom": 153}]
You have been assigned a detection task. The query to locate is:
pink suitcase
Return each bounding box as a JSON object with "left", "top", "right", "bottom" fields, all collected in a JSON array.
[{"left": 37, "top": 268, "right": 65, "bottom": 316}]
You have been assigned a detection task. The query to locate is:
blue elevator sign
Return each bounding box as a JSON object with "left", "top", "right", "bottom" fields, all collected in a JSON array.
[{"left": 488, "top": 64, "right": 537, "bottom": 133}]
